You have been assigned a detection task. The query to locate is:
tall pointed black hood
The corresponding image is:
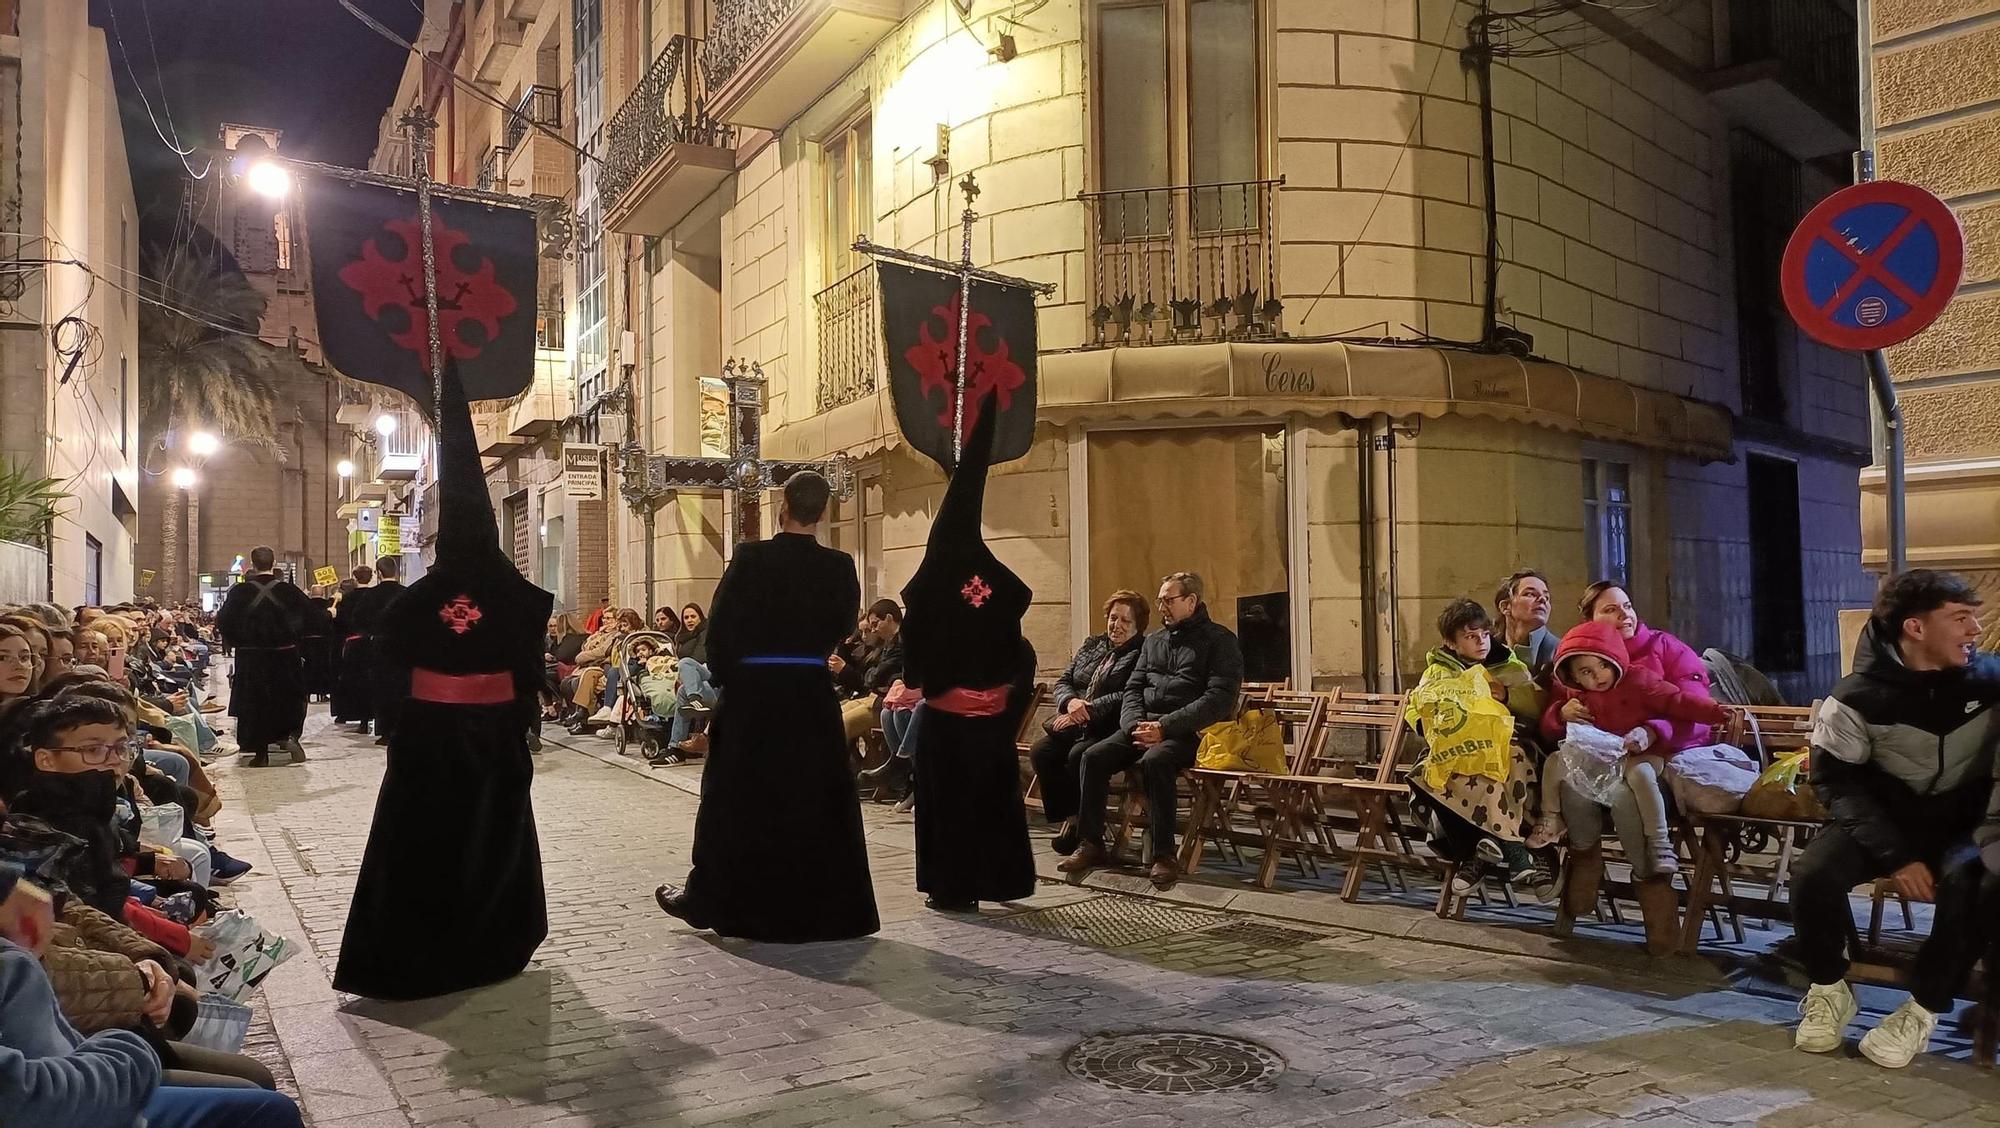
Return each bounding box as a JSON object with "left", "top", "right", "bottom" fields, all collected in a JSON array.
[
  {"left": 899, "top": 393, "right": 1033, "bottom": 695},
  {"left": 433, "top": 361, "right": 502, "bottom": 563}
]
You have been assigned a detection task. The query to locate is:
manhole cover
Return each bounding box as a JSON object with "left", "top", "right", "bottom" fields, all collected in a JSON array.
[
  {"left": 1065, "top": 1031, "right": 1285, "bottom": 1094},
  {"left": 1201, "top": 921, "right": 1329, "bottom": 949},
  {"left": 989, "top": 896, "right": 1225, "bottom": 948}
]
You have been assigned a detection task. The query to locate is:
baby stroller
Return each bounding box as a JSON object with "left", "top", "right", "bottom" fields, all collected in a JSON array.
[{"left": 609, "top": 630, "right": 677, "bottom": 761}]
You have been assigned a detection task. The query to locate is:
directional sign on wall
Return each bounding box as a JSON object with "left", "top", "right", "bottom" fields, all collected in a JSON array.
[{"left": 1781, "top": 180, "right": 1965, "bottom": 352}]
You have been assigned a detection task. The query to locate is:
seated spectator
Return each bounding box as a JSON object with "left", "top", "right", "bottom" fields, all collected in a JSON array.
[
  {"left": 0, "top": 623, "right": 34, "bottom": 712},
  {"left": 1, "top": 613, "right": 51, "bottom": 696},
  {"left": 1028, "top": 591, "right": 1148, "bottom": 856},
  {"left": 667, "top": 604, "right": 716, "bottom": 755},
  {"left": 0, "top": 866, "right": 303, "bottom": 1127},
  {"left": 1543, "top": 581, "right": 1719, "bottom": 956},
  {"left": 1405, "top": 598, "right": 1554, "bottom": 903},
  {"left": 1494, "top": 569, "right": 1557, "bottom": 677},
  {"left": 837, "top": 600, "right": 904, "bottom": 748},
  {"left": 563, "top": 612, "right": 630, "bottom": 732},
  {"left": 1795, "top": 570, "right": 2000, "bottom": 1068},
  {"left": 1061, "top": 572, "right": 1243, "bottom": 889}
]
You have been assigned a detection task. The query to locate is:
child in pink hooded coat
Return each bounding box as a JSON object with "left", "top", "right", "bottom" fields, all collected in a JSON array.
[{"left": 1541, "top": 620, "right": 1729, "bottom": 874}]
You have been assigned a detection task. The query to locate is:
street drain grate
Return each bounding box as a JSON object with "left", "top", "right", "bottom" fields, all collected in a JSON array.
[
  {"left": 1065, "top": 1031, "right": 1285, "bottom": 1094},
  {"left": 989, "top": 896, "right": 1225, "bottom": 948},
  {"left": 1199, "top": 921, "right": 1330, "bottom": 949}
]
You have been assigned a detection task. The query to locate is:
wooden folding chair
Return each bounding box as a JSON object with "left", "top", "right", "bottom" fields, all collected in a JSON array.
[
  {"left": 1179, "top": 690, "right": 1332, "bottom": 875},
  {"left": 1250, "top": 690, "right": 1418, "bottom": 899},
  {"left": 1677, "top": 702, "right": 1822, "bottom": 953},
  {"left": 1014, "top": 684, "right": 1054, "bottom": 810}
]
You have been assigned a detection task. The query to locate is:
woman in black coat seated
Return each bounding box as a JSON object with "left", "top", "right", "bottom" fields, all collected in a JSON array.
[{"left": 1029, "top": 590, "right": 1149, "bottom": 855}]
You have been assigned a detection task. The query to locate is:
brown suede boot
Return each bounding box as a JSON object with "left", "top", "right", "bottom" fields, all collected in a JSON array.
[
  {"left": 1553, "top": 848, "right": 1603, "bottom": 937},
  {"left": 1632, "top": 875, "right": 1681, "bottom": 957}
]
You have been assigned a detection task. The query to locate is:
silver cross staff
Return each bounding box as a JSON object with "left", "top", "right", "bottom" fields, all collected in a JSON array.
[{"left": 852, "top": 174, "right": 1057, "bottom": 465}]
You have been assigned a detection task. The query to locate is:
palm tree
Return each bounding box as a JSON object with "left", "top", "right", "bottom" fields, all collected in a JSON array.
[{"left": 138, "top": 246, "right": 301, "bottom": 600}]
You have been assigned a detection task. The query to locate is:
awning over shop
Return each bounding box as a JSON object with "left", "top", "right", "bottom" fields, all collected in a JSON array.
[{"left": 766, "top": 340, "right": 1736, "bottom": 463}]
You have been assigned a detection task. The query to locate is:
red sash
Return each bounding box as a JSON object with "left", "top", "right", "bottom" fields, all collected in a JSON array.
[{"left": 410, "top": 668, "right": 515, "bottom": 705}]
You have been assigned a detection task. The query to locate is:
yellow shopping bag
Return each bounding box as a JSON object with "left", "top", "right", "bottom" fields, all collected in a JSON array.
[
  {"left": 1406, "top": 665, "right": 1514, "bottom": 791},
  {"left": 1195, "top": 709, "right": 1288, "bottom": 774},
  {"left": 1739, "top": 749, "right": 1828, "bottom": 822}
]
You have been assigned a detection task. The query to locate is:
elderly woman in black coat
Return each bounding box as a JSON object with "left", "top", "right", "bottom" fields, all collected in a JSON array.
[{"left": 1029, "top": 590, "right": 1149, "bottom": 855}]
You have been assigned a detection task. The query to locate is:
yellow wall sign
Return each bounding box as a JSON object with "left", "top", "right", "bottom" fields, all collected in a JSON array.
[
  {"left": 312, "top": 566, "right": 340, "bottom": 587},
  {"left": 377, "top": 520, "right": 403, "bottom": 557},
  {"left": 138, "top": 569, "right": 156, "bottom": 587}
]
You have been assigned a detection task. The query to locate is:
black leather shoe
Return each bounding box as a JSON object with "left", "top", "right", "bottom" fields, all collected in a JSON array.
[
  {"left": 242, "top": 750, "right": 271, "bottom": 767},
  {"left": 373, "top": 734, "right": 390, "bottom": 746},
  {"left": 925, "top": 897, "right": 977, "bottom": 914},
  {"left": 857, "top": 755, "right": 911, "bottom": 791},
  {"left": 1051, "top": 823, "right": 1081, "bottom": 856},
  {"left": 654, "top": 883, "right": 710, "bottom": 929}
]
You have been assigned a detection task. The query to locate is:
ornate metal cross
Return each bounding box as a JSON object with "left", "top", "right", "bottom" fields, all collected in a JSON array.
[{"left": 619, "top": 359, "right": 852, "bottom": 546}]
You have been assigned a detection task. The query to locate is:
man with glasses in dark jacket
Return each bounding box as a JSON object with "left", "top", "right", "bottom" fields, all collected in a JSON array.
[{"left": 1059, "top": 571, "right": 1243, "bottom": 888}]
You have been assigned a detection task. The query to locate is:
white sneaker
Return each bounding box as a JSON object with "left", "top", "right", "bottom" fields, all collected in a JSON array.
[
  {"left": 589, "top": 706, "right": 617, "bottom": 723},
  {"left": 1859, "top": 998, "right": 1938, "bottom": 1068},
  {"left": 1794, "top": 980, "right": 1859, "bottom": 1053}
]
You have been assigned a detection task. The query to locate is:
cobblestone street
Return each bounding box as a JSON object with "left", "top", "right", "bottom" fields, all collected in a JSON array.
[{"left": 212, "top": 709, "right": 2000, "bottom": 1128}]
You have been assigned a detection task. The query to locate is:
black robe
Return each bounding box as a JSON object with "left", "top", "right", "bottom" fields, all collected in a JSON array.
[
  {"left": 331, "top": 588, "right": 378, "bottom": 722},
  {"left": 901, "top": 396, "right": 1037, "bottom": 906},
  {"left": 680, "top": 531, "right": 877, "bottom": 942},
  {"left": 215, "top": 573, "right": 322, "bottom": 751},
  {"left": 302, "top": 598, "right": 338, "bottom": 699},
  {"left": 366, "top": 580, "right": 410, "bottom": 741}
]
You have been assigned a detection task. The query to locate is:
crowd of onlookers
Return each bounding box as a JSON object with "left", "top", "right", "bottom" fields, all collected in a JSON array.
[
  {"left": 542, "top": 601, "right": 717, "bottom": 759},
  {"left": 0, "top": 599, "right": 303, "bottom": 1127}
]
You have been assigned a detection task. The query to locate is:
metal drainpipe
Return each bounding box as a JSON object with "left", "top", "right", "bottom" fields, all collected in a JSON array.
[
  {"left": 1382, "top": 417, "right": 1403, "bottom": 692},
  {"left": 1355, "top": 419, "right": 1379, "bottom": 693},
  {"left": 641, "top": 240, "right": 657, "bottom": 612}
]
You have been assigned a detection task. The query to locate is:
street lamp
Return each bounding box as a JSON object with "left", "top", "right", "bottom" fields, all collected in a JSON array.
[
  {"left": 336, "top": 459, "right": 355, "bottom": 478},
  {"left": 170, "top": 467, "right": 196, "bottom": 490},
  {"left": 374, "top": 413, "right": 398, "bottom": 438},
  {"left": 187, "top": 431, "right": 220, "bottom": 457},
  {"left": 246, "top": 160, "right": 291, "bottom": 199}
]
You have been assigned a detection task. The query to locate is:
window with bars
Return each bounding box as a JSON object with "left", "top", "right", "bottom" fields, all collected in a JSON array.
[{"left": 1582, "top": 458, "right": 1632, "bottom": 589}]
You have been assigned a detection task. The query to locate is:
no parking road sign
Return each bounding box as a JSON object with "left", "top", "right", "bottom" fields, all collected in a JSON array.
[{"left": 1781, "top": 180, "right": 1964, "bottom": 352}]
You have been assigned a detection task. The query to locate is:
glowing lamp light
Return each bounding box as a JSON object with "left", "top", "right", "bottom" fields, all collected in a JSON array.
[
  {"left": 374, "top": 413, "right": 398, "bottom": 437},
  {"left": 246, "top": 160, "right": 291, "bottom": 199},
  {"left": 187, "top": 431, "right": 220, "bottom": 456},
  {"left": 170, "top": 467, "right": 196, "bottom": 489},
  {"left": 336, "top": 459, "right": 355, "bottom": 478}
]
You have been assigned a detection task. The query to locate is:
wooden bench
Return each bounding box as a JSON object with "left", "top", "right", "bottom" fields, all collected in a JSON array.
[{"left": 1675, "top": 703, "right": 1821, "bottom": 953}]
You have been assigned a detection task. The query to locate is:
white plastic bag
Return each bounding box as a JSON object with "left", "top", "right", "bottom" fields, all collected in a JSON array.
[
  {"left": 180, "top": 994, "right": 253, "bottom": 1054},
  {"left": 1664, "top": 743, "right": 1758, "bottom": 815},
  {"left": 137, "top": 803, "right": 183, "bottom": 849},
  {"left": 1556, "top": 723, "right": 1628, "bottom": 807},
  {"left": 189, "top": 909, "right": 296, "bottom": 1001}
]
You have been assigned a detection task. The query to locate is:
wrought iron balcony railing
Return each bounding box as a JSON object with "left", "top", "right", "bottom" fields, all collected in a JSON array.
[
  {"left": 1727, "top": 0, "right": 1857, "bottom": 128},
  {"left": 814, "top": 265, "right": 880, "bottom": 412},
  {"left": 504, "top": 84, "right": 562, "bottom": 150},
  {"left": 477, "top": 145, "right": 512, "bottom": 191},
  {"left": 701, "top": 0, "right": 799, "bottom": 97},
  {"left": 1078, "top": 177, "right": 1283, "bottom": 347},
  {"left": 601, "top": 34, "right": 736, "bottom": 212}
]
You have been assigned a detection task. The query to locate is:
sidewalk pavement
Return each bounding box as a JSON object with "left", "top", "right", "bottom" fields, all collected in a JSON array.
[{"left": 203, "top": 710, "right": 2000, "bottom": 1128}]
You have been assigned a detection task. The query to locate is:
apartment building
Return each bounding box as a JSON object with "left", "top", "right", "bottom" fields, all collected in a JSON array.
[
  {"left": 0, "top": 0, "right": 142, "bottom": 604},
  {"left": 578, "top": 0, "right": 1871, "bottom": 696},
  {"left": 1860, "top": 1, "right": 2000, "bottom": 641}
]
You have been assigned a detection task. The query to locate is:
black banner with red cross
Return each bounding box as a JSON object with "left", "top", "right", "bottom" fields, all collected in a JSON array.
[
  {"left": 877, "top": 262, "right": 1039, "bottom": 471},
  {"left": 305, "top": 179, "right": 538, "bottom": 407}
]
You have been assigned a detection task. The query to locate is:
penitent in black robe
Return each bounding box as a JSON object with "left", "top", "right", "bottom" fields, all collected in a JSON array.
[
  {"left": 331, "top": 587, "right": 379, "bottom": 723},
  {"left": 679, "top": 531, "right": 878, "bottom": 942},
  {"left": 901, "top": 398, "right": 1038, "bottom": 907},
  {"left": 215, "top": 573, "right": 324, "bottom": 752},
  {"left": 334, "top": 369, "right": 551, "bottom": 1001}
]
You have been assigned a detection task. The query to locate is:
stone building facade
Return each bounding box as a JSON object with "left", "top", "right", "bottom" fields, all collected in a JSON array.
[
  {"left": 591, "top": 0, "right": 1874, "bottom": 697},
  {"left": 0, "top": 0, "right": 141, "bottom": 606},
  {"left": 1862, "top": 0, "right": 2000, "bottom": 632}
]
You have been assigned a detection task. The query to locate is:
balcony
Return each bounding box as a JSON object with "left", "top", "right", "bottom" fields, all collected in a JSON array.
[
  {"left": 482, "top": 341, "right": 573, "bottom": 455},
  {"left": 701, "top": 0, "right": 901, "bottom": 132},
  {"left": 1706, "top": 0, "right": 1857, "bottom": 160},
  {"left": 469, "top": 0, "right": 527, "bottom": 84},
  {"left": 815, "top": 265, "right": 881, "bottom": 412},
  {"left": 503, "top": 0, "right": 545, "bottom": 20},
  {"left": 603, "top": 36, "right": 737, "bottom": 237},
  {"left": 375, "top": 409, "right": 429, "bottom": 481},
  {"left": 504, "top": 85, "right": 561, "bottom": 150},
  {"left": 1077, "top": 178, "right": 1284, "bottom": 348},
  {"left": 477, "top": 144, "right": 512, "bottom": 191}
]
